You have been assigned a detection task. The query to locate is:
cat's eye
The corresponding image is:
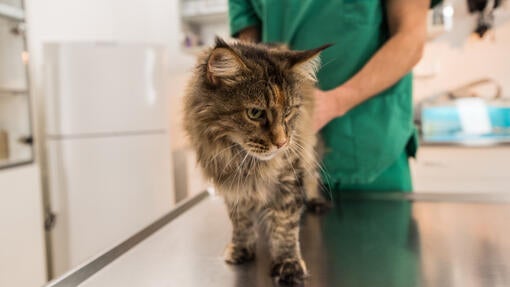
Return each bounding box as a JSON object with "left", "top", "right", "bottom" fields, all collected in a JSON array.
[{"left": 247, "top": 108, "right": 265, "bottom": 120}]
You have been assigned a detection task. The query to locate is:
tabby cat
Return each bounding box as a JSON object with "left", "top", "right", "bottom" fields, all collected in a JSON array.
[{"left": 184, "top": 38, "right": 329, "bottom": 285}]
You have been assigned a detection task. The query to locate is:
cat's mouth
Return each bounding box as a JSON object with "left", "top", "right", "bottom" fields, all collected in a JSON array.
[
  {"left": 253, "top": 150, "right": 279, "bottom": 161},
  {"left": 242, "top": 138, "right": 291, "bottom": 161},
  {"left": 245, "top": 148, "right": 284, "bottom": 161}
]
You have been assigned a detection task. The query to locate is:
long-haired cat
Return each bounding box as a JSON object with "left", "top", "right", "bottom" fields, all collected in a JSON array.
[{"left": 184, "top": 38, "right": 330, "bottom": 286}]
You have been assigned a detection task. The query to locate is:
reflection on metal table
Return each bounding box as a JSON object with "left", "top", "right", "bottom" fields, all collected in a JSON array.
[{"left": 46, "top": 191, "right": 510, "bottom": 287}]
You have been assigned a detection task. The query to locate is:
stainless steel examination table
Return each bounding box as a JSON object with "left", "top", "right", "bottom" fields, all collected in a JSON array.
[{"left": 46, "top": 191, "right": 510, "bottom": 287}]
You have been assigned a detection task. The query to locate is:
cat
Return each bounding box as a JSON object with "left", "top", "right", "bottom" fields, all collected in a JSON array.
[{"left": 184, "top": 37, "right": 330, "bottom": 286}]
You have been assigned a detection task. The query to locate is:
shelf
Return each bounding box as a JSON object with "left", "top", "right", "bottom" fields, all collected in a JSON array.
[
  {"left": 182, "top": 10, "right": 228, "bottom": 24},
  {"left": 182, "top": 46, "right": 208, "bottom": 56},
  {"left": 427, "top": 26, "right": 448, "bottom": 41},
  {"left": 0, "top": 3, "right": 24, "bottom": 21},
  {"left": 0, "top": 87, "right": 27, "bottom": 96},
  {"left": 0, "top": 156, "right": 32, "bottom": 169}
]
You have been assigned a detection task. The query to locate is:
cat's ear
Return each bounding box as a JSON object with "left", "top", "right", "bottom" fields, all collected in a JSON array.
[
  {"left": 287, "top": 44, "right": 333, "bottom": 82},
  {"left": 207, "top": 37, "right": 247, "bottom": 86}
]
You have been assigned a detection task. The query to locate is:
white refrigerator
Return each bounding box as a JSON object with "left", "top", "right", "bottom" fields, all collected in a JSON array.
[{"left": 43, "top": 43, "right": 174, "bottom": 277}]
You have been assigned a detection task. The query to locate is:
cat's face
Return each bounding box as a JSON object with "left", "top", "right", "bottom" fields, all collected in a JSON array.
[
  {"left": 193, "top": 39, "right": 330, "bottom": 161},
  {"left": 218, "top": 79, "right": 303, "bottom": 161}
]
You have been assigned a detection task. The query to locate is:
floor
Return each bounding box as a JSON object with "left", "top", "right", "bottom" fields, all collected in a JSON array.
[{"left": 75, "top": 194, "right": 510, "bottom": 287}]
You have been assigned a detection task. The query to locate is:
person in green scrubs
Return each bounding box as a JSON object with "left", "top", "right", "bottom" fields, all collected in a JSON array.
[{"left": 229, "top": 0, "right": 440, "bottom": 193}]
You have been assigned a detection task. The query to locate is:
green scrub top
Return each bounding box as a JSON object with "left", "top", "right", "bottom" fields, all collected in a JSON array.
[{"left": 229, "top": 0, "right": 440, "bottom": 188}]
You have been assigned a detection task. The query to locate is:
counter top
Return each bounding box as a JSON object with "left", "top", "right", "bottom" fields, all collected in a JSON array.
[
  {"left": 420, "top": 140, "right": 510, "bottom": 147},
  {"left": 46, "top": 191, "right": 510, "bottom": 287}
]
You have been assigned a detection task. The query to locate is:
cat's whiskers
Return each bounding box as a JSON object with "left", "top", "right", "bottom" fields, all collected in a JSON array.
[
  {"left": 240, "top": 152, "right": 250, "bottom": 168},
  {"left": 208, "top": 143, "right": 239, "bottom": 166},
  {"left": 289, "top": 147, "right": 320, "bottom": 178},
  {"left": 223, "top": 148, "right": 246, "bottom": 213},
  {"left": 287, "top": 144, "right": 321, "bottom": 179},
  {"left": 236, "top": 153, "right": 250, "bottom": 188},
  {"left": 223, "top": 148, "right": 245, "bottom": 171},
  {"left": 290, "top": 140, "right": 324, "bottom": 175},
  {"left": 288, "top": 139, "right": 333, "bottom": 199},
  {"left": 237, "top": 156, "right": 255, "bottom": 210},
  {"left": 318, "top": 56, "right": 338, "bottom": 71},
  {"left": 228, "top": 170, "right": 242, "bottom": 215},
  {"left": 225, "top": 149, "right": 252, "bottom": 215},
  {"left": 287, "top": 144, "right": 330, "bottom": 198}
]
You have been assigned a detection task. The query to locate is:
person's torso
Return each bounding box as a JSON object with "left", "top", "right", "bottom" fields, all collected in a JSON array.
[{"left": 247, "top": 0, "right": 416, "bottom": 186}]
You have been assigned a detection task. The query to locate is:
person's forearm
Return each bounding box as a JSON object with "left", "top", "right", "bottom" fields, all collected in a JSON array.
[
  {"left": 237, "top": 26, "right": 261, "bottom": 43},
  {"left": 312, "top": 0, "right": 429, "bottom": 131},
  {"left": 331, "top": 30, "right": 425, "bottom": 114}
]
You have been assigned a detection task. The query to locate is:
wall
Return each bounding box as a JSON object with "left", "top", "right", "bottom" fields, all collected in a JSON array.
[
  {"left": 0, "top": 164, "right": 46, "bottom": 287},
  {"left": 412, "top": 1, "right": 510, "bottom": 193},
  {"left": 25, "top": 0, "right": 195, "bottom": 75},
  {"left": 414, "top": 0, "right": 510, "bottom": 101}
]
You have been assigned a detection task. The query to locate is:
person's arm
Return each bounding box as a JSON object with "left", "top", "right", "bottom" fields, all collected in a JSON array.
[
  {"left": 229, "top": 0, "right": 261, "bottom": 42},
  {"left": 314, "top": 0, "right": 430, "bottom": 131},
  {"left": 237, "top": 26, "right": 261, "bottom": 42}
]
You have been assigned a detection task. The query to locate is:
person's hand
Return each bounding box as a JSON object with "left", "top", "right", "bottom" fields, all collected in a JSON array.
[{"left": 313, "top": 88, "right": 348, "bottom": 132}]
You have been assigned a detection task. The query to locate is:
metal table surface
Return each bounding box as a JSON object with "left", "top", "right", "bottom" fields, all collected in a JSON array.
[{"left": 47, "top": 192, "right": 510, "bottom": 287}]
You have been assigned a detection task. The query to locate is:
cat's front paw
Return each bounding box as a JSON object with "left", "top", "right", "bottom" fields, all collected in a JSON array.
[
  {"left": 271, "top": 258, "right": 308, "bottom": 286},
  {"left": 224, "top": 243, "right": 255, "bottom": 265}
]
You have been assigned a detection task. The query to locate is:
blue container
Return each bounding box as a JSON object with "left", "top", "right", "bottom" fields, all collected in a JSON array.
[{"left": 420, "top": 105, "right": 510, "bottom": 144}]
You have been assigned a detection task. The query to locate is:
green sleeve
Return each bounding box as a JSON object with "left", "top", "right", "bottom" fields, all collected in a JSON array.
[
  {"left": 430, "top": 0, "right": 442, "bottom": 8},
  {"left": 228, "top": 0, "right": 261, "bottom": 37}
]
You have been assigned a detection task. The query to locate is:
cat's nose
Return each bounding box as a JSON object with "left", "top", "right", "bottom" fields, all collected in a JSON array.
[{"left": 274, "top": 138, "right": 288, "bottom": 149}]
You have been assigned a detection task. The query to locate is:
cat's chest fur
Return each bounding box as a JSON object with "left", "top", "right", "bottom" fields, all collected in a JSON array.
[{"left": 204, "top": 147, "right": 300, "bottom": 205}]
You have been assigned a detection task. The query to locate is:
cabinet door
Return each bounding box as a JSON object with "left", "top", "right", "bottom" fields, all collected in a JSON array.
[
  {"left": 411, "top": 147, "right": 510, "bottom": 193},
  {"left": 46, "top": 134, "right": 174, "bottom": 276},
  {"left": 0, "top": 13, "right": 33, "bottom": 169}
]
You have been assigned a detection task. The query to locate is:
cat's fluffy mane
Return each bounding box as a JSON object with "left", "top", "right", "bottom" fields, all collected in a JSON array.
[{"left": 183, "top": 38, "right": 326, "bottom": 199}]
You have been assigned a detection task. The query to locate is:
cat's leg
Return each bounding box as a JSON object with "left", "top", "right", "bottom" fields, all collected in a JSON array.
[
  {"left": 303, "top": 135, "right": 332, "bottom": 214},
  {"left": 223, "top": 197, "right": 257, "bottom": 264},
  {"left": 264, "top": 189, "right": 307, "bottom": 285},
  {"left": 303, "top": 168, "right": 331, "bottom": 214}
]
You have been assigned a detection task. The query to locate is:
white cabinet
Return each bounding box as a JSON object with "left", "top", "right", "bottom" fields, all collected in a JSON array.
[
  {"left": 0, "top": 165, "right": 47, "bottom": 287},
  {"left": 47, "top": 134, "right": 173, "bottom": 276},
  {"left": 411, "top": 146, "right": 510, "bottom": 193},
  {"left": 0, "top": 2, "right": 45, "bottom": 285}
]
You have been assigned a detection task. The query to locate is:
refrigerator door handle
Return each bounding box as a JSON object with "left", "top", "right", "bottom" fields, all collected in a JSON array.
[{"left": 44, "top": 210, "right": 57, "bottom": 231}]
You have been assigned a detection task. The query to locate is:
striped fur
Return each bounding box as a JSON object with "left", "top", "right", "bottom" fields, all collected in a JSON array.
[{"left": 184, "top": 38, "right": 329, "bottom": 285}]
